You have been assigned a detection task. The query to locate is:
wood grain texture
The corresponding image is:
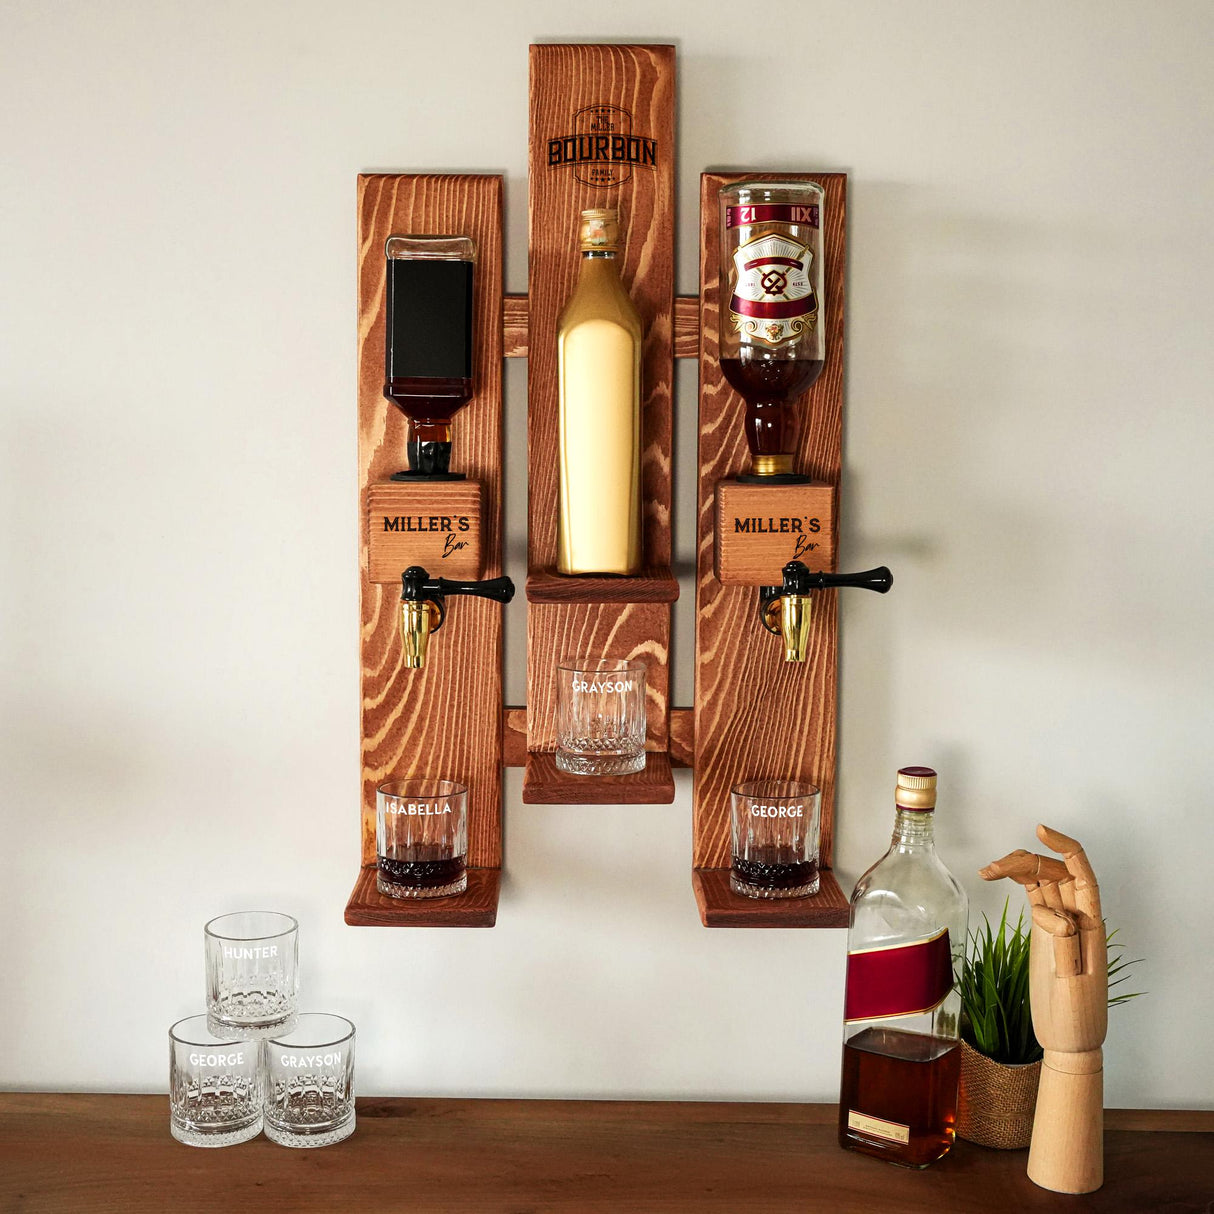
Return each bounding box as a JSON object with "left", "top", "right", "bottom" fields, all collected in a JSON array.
[
  {"left": 522, "top": 750, "right": 675, "bottom": 805},
  {"left": 694, "top": 173, "right": 847, "bottom": 873},
  {"left": 526, "top": 45, "right": 675, "bottom": 760},
  {"left": 503, "top": 294, "right": 529, "bottom": 357},
  {"left": 2, "top": 1095, "right": 1210, "bottom": 1214},
  {"left": 358, "top": 174, "right": 503, "bottom": 872},
  {"left": 692, "top": 867, "right": 849, "bottom": 929},
  {"left": 344, "top": 865, "right": 499, "bottom": 928},
  {"left": 366, "top": 481, "right": 483, "bottom": 582},
  {"left": 714, "top": 480, "right": 836, "bottom": 585},
  {"left": 526, "top": 601, "right": 669, "bottom": 751},
  {"left": 674, "top": 294, "right": 700, "bottom": 358},
  {"left": 505, "top": 292, "right": 699, "bottom": 359},
  {"left": 525, "top": 565, "right": 679, "bottom": 603},
  {"left": 668, "top": 706, "right": 694, "bottom": 767}
]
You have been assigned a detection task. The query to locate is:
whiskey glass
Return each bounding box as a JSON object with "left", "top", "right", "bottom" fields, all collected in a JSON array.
[
  {"left": 169, "top": 1015, "right": 263, "bottom": 1147},
  {"left": 264, "top": 1014, "right": 356, "bottom": 1149},
  {"left": 376, "top": 779, "right": 468, "bottom": 899},
  {"left": 555, "top": 658, "right": 647, "bottom": 776},
  {"left": 204, "top": 911, "right": 299, "bottom": 1038},
  {"left": 730, "top": 779, "right": 821, "bottom": 898},
  {"left": 719, "top": 181, "right": 825, "bottom": 480},
  {"left": 384, "top": 234, "right": 476, "bottom": 479}
]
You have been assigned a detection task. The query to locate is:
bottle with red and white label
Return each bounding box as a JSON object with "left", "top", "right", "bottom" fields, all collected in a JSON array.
[{"left": 838, "top": 767, "right": 968, "bottom": 1167}]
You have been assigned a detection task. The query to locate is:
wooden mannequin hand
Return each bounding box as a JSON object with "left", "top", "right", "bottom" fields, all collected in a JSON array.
[
  {"left": 980, "top": 824, "right": 1107, "bottom": 1055},
  {"left": 979, "top": 825, "right": 1107, "bottom": 1193}
]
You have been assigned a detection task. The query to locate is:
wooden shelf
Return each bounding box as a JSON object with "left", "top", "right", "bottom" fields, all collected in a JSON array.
[
  {"left": 525, "top": 566, "right": 679, "bottom": 604},
  {"left": 6, "top": 1094, "right": 1210, "bottom": 1212},
  {"left": 522, "top": 750, "right": 675, "bottom": 804},
  {"left": 692, "top": 867, "right": 849, "bottom": 928},
  {"left": 344, "top": 866, "right": 500, "bottom": 928}
]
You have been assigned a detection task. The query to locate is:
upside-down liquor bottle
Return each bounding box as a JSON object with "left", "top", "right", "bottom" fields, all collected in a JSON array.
[{"left": 838, "top": 767, "right": 968, "bottom": 1167}]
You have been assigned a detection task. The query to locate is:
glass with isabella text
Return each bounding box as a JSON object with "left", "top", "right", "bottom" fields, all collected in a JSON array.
[{"left": 376, "top": 779, "right": 468, "bottom": 899}]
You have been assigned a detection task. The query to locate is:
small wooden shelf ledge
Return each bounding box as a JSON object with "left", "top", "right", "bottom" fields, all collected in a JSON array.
[
  {"left": 525, "top": 565, "right": 680, "bottom": 604},
  {"left": 523, "top": 750, "right": 676, "bottom": 804},
  {"left": 692, "top": 867, "right": 849, "bottom": 928},
  {"left": 344, "top": 866, "right": 500, "bottom": 928}
]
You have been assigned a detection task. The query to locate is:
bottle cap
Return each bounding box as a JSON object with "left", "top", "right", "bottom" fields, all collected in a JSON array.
[
  {"left": 896, "top": 766, "right": 937, "bottom": 811},
  {"left": 578, "top": 208, "right": 620, "bottom": 252}
]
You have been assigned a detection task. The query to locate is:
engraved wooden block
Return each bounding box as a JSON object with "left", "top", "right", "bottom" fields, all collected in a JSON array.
[
  {"left": 714, "top": 480, "right": 836, "bottom": 585},
  {"left": 367, "top": 481, "right": 483, "bottom": 583}
]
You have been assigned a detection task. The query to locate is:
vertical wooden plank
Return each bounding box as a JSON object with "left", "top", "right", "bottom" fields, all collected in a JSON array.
[
  {"left": 357, "top": 174, "right": 503, "bottom": 869},
  {"left": 693, "top": 172, "right": 847, "bottom": 871},
  {"left": 527, "top": 43, "right": 675, "bottom": 568},
  {"left": 524, "top": 44, "right": 677, "bottom": 777}
]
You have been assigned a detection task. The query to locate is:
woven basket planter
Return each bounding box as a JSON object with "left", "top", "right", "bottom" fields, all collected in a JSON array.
[{"left": 956, "top": 1040, "right": 1042, "bottom": 1149}]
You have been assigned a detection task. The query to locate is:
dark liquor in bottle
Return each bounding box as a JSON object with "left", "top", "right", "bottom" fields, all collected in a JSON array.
[
  {"left": 383, "top": 236, "right": 476, "bottom": 478},
  {"left": 730, "top": 848, "right": 819, "bottom": 894},
  {"left": 377, "top": 845, "right": 467, "bottom": 898},
  {"left": 839, "top": 1027, "right": 962, "bottom": 1167},
  {"left": 838, "top": 767, "right": 968, "bottom": 1168},
  {"left": 719, "top": 181, "right": 825, "bottom": 479},
  {"left": 720, "top": 355, "right": 824, "bottom": 470}
]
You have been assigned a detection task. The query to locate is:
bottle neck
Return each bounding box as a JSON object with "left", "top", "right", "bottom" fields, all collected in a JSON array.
[
  {"left": 890, "top": 808, "right": 936, "bottom": 852},
  {"left": 581, "top": 249, "right": 617, "bottom": 262}
]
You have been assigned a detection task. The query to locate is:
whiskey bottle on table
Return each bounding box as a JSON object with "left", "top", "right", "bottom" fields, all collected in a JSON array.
[
  {"left": 556, "top": 208, "right": 642, "bottom": 575},
  {"left": 383, "top": 234, "right": 476, "bottom": 479},
  {"left": 838, "top": 767, "right": 968, "bottom": 1168}
]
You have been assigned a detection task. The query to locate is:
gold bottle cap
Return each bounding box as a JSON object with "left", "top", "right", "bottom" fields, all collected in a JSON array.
[
  {"left": 896, "top": 766, "right": 937, "bottom": 811},
  {"left": 578, "top": 208, "right": 620, "bottom": 252}
]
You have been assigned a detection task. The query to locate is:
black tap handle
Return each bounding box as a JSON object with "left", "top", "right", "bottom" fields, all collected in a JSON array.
[
  {"left": 433, "top": 573, "right": 516, "bottom": 604},
  {"left": 400, "top": 566, "right": 516, "bottom": 605},
  {"left": 779, "top": 560, "right": 893, "bottom": 596}
]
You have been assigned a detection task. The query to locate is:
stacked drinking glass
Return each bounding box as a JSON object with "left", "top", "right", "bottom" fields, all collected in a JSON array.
[{"left": 168, "top": 911, "right": 356, "bottom": 1148}]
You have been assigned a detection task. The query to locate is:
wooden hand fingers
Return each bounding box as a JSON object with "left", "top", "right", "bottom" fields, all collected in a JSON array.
[
  {"left": 1037, "top": 823, "right": 1102, "bottom": 922},
  {"left": 1031, "top": 905, "right": 1083, "bottom": 976},
  {"left": 979, "top": 849, "right": 1070, "bottom": 886}
]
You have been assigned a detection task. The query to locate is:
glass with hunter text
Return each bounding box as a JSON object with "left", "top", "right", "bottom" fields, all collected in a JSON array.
[{"left": 205, "top": 911, "right": 299, "bottom": 1039}]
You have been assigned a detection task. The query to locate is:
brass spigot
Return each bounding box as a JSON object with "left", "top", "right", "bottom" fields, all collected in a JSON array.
[
  {"left": 399, "top": 565, "right": 515, "bottom": 670},
  {"left": 759, "top": 561, "right": 893, "bottom": 662}
]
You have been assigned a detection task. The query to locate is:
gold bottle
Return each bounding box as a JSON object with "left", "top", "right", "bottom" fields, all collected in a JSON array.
[{"left": 557, "top": 209, "right": 643, "bottom": 575}]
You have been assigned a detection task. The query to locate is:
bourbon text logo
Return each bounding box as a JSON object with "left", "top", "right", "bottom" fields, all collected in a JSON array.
[{"left": 547, "top": 105, "right": 657, "bottom": 187}]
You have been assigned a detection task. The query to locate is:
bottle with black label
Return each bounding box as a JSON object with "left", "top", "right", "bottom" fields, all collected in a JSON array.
[
  {"left": 838, "top": 767, "right": 968, "bottom": 1167},
  {"left": 383, "top": 235, "right": 476, "bottom": 479}
]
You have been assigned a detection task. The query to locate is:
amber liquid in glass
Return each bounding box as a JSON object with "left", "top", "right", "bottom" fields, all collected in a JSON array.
[
  {"left": 838, "top": 1026, "right": 961, "bottom": 1167},
  {"left": 378, "top": 845, "right": 466, "bottom": 892},
  {"left": 719, "top": 355, "right": 824, "bottom": 462}
]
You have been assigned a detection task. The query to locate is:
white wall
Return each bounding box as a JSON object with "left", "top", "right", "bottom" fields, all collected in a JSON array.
[{"left": 2, "top": 0, "right": 1210, "bottom": 1107}]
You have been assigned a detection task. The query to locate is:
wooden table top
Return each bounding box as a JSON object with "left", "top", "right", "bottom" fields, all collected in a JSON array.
[{"left": 1, "top": 1095, "right": 1210, "bottom": 1213}]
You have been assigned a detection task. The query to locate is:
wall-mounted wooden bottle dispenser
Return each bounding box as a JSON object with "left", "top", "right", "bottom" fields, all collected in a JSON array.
[
  {"left": 346, "top": 45, "right": 892, "bottom": 930},
  {"left": 345, "top": 174, "right": 506, "bottom": 928}
]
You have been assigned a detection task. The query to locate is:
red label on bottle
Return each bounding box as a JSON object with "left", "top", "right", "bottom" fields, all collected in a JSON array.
[
  {"left": 726, "top": 203, "right": 819, "bottom": 229},
  {"left": 844, "top": 928, "right": 953, "bottom": 1022}
]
